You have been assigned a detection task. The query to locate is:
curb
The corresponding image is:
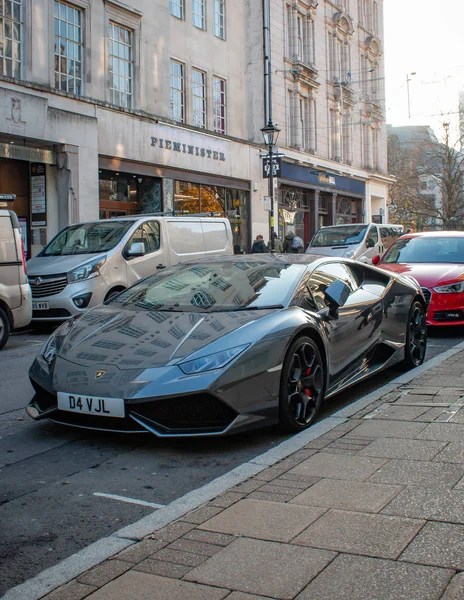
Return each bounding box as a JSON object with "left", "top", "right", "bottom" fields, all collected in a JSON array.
[{"left": 4, "top": 341, "right": 464, "bottom": 600}]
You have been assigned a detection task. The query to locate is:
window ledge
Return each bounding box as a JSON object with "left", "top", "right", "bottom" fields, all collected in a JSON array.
[{"left": 105, "top": 0, "right": 143, "bottom": 16}]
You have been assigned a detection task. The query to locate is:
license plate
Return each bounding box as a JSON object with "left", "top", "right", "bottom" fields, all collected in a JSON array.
[
  {"left": 57, "top": 392, "right": 125, "bottom": 418},
  {"left": 32, "top": 301, "right": 49, "bottom": 310}
]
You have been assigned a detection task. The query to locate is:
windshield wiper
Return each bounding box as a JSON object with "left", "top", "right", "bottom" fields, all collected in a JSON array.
[{"left": 219, "top": 304, "right": 285, "bottom": 312}]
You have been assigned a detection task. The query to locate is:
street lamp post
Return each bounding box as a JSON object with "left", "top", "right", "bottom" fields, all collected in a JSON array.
[
  {"left": 261, "top": 121, "right": 280, "bottom": 252},
  {"left": 406, "top": 72, "right": 416, "bottom": 119}
]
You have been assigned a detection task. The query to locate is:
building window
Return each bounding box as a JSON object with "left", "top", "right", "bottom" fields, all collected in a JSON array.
[
  {"left": 192, "top": 68, "right": 206, "bottom": 129},
  {"left": 296, "top": 14, "right": 303, "bottom": 60},
  {"left": 0, "top": 0, "right": 22, "bottom": 78},
  {"left": 169, "top": 0, "right": 184, "bottom": 19},
  {"left": 192, "top": 0, "right": 205, "bottom": 29},
  {"left": 109, "top": 23, "right": 133, "bottom": 108},
  {"left": 213, "top": 76, "right": 226, "bottom": 134},
  {"left": 54, "top": 1, "right": 83, "bottom": 94},
  {"left": 213, "top": 0, "right": 225, "bottom": 39},
  {"left": 170, "top": 59, "right": 184, "bottom": 122}
]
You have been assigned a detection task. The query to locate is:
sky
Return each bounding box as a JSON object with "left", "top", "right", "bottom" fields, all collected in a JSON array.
[{"left": 383, "top": 0, "right": 464, "bottom": 139}]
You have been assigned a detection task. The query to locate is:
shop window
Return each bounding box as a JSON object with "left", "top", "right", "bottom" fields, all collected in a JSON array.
[
  {"left": 109, "top": 22, "right": 133, "bottom": 108},
  {"left": 99, "top": 170, "right": 161, "bottom": 219},
  {"left": 54, "top": 1, "right": 83, "bottom": 95},
  {"left": 0, "top": 0, "right": 22, "bottom": 78}
]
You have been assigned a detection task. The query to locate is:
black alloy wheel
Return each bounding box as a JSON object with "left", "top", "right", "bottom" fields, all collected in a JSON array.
[
  {"left": 403, "top": 300, "right": 427, "bottom": 370},
  {"left": 0, "top": 306, "right": 10, "bottom": 350},
  {"left": 279, "top": 336, "right": 325, "bottom": 432}
]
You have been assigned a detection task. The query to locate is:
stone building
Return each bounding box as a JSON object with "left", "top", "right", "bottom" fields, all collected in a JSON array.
[{"left": 0, "top": 0, "right": 390, "bottom": 258}]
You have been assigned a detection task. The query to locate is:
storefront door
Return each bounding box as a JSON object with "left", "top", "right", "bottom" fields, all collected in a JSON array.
[{"left": 0, "top": 158, "right": 30, "bottom": 256}]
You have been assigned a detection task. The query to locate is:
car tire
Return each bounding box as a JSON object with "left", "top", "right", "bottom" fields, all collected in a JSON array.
[
  {"left": 0, "top": 307, "right": 11, "bottom": 350},
  {"left": 279, "top": 336, "right": 325, "bottom": 432},
  {"left": 402, "top": 300, "right": 427, "bottom": 370},
  {"left": 104, "top": 288, "right": 124, "bottom": 302}
]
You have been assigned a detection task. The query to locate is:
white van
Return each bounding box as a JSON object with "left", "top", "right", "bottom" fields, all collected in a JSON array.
[
  {"left": 306, "top": 223, "right": 404, "bottom": 263},
  {"left": 0, "top": 209, "right": 32, "bottom": 347},
  {"left": 27, "top": 215, "right": 233, "bottom": 321}
]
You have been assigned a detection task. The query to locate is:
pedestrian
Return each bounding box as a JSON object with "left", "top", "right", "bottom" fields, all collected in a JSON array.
[
  {"left": 251, "top": 234, "right": 268, "bottom": 253},
  {"left": 291, "top": 234, "right": 305, "bottom": 254},
  {"left": 283, "top": 231, "right": 295, "bottom": 253},
  {"left": 267, "top": 231, "right": 283, "bottom": 253}
]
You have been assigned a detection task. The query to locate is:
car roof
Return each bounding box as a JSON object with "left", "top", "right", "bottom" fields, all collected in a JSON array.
[{"left": 398, "top": 231, "right": 464, "bottom": 240}]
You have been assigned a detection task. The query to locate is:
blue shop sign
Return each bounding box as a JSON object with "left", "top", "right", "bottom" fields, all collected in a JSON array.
[{"left": 281, "top": 162, "right": 365, "bottom": 195}]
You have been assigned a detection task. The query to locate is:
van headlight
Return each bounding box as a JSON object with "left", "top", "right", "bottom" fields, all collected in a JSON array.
[
  {"left": 344, "top": 249, "right": 356, "bottom": 259},
  {"left": 67, "top": 257, "right": 106, "bottom": 283},
  {"left": 178, "top": 345, "right": 250, "bottom": 375},
  {"left": 433, "top": 281, "right": 464, "bottom": 294}
]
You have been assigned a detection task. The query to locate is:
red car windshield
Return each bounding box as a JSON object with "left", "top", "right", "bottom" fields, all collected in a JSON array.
[{"left": 382, "top": 237, "right": 464, "bottom": 264}]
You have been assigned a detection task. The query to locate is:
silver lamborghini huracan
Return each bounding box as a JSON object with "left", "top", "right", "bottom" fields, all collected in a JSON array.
[{"left": 27, "top": 255, "right": 427, "bottom": 437}]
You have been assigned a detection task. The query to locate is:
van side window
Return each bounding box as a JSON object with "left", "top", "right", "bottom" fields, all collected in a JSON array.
[
  {"left": 127, "top": 222, "right": 160, "bottom": 255},
  {"left": 368, "top": 226, "right": 379, "bottom": 245}
]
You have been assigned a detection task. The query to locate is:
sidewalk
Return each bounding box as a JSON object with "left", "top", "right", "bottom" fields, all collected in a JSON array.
[{"left": 8, "top": 346, "right": 464, "bottom": 600}]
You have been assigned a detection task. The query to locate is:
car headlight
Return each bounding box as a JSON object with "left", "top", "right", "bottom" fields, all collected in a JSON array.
[
  {"left": 344, "top": 250, "right": 356, "bottom": 259},
  {"left": 67, "top": 257, "right": 106, "bottom": 283},
  {"left": 178, "top": 344, "right": 250, "bottom": 375},
  {"left": 41, "top": 334, "right": 57, "bottom": 365},
  {"left": 433, "top": 281, "right": 464, "bottom": 294}
]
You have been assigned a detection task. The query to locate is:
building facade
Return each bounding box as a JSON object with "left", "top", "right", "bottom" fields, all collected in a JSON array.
[
  {"left": 268, "top": 0, "right": 392, "bottom": 243},
  {"left": 0, "top": 0, "right": 390, "bottom": 259}
]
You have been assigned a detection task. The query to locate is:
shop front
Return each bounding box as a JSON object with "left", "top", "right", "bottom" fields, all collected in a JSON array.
[
  {"left": 277, "top": 161, "right": 366, "bottom": 247},
  {"left": 97, "top": 115, "right": 258, "bottom": 254}
]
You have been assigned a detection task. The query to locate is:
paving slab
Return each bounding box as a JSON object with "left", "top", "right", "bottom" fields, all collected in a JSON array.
[
  {"left": 289, "top": 452, "right": 386, "bottom": 481},
  {"left": 368, "top": 458, "right": 464, "bottom": 488},
  {"left": 290, "top": 479, "right": 403, "bottom": 513},
  {"left": 296, "top": 554, "right": 453, "bottom": 600},
  {"left": 185, "top": 537, "right": 336, "bottom": 598},
  {"left": 381, "top": 486, "right": 464, "bottom": 523},
  {"left": 226, "top": 594, "right": 275, "bottom": 600},
  {"left": 346, "top": 420, "right": 428, "bottom": 439},
  {"left": 293, "top": 509, "right": 424, "bottom": 559},
  {"left": 85, "top": 570, "right": 229, "bottom": 599},
  {"left": 418, "top": 422, "right": 464, "bottom": 442},
  {"left": 441, "top": 573, "right": 464, "bottom": 600},
  {"left": 358, "top": 437, "right": 446, "bottom": 460},
  {"left": 198, "top": 498, "right": 327, "bottom": 542},
  {"left": 365, "top": 405, "right": 430, "bottom": 421},
  {"left": 433, "top": 441, "right": 464, "bottom": 463},
  {"left": 399, "top": 522, "right": 464, "bottom": 570}
]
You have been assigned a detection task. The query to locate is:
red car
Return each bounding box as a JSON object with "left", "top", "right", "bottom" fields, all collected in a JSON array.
[{"left": 374, "top": 231, "right": 464, "bottom": 326}]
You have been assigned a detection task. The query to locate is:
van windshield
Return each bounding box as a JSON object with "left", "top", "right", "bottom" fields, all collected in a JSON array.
[
  {"left": 311, "top": 225, "right": 368, "bottom": 247},
  {"left": 42, "top": 221, "right": 133, "bottom": 256}
]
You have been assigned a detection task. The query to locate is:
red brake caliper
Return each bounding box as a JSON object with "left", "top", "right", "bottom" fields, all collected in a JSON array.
[{"left": 303, "top": 367, "right": 312, "bottom": 397}]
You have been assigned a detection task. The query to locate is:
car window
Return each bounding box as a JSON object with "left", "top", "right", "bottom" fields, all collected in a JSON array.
[
  {"left": 127, "top": 222, "right": 160, "bottom": 255},
  {"left": 307, "top": 263, "right": 358, "bottom": 311},
  {"left": 382, "top": 236, "right": 464, "bottom": 264},
  {"left": 368, "top": 226, "right": 379, "bottom": 245}
]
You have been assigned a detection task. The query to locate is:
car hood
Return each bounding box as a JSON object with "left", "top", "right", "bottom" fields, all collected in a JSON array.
[
  {"left": 378, "top": 262, "right": 464, "bottom": 288},
  {"left": 27, "top": 253, "right": 106, "bottom": 276},
  {"left": 56, "top": 305, "right": 276, "bottom": 370},
  {"left": 306, "top": 246, "right": 354, "bottom": 257}
]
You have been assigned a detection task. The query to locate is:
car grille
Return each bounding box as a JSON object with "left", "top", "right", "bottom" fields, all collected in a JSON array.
[
  {"left": 131, "top": 393, "right": 238, "bottom": 433},
  {"left": 433, "top": 310, "right": 464, "bottom": 322},
  {"left": 29, "top": 274, "right": 68, "bottom": 298},
  {"left": 32, "top": 308, "right": 71, "bottom": 319},
  {"left": 421, "top": 287, "right": 432, "bottom": 306}
]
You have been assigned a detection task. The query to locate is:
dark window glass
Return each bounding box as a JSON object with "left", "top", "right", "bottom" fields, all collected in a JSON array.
[{"left": 42, "top": 221, "right": 133, "bottom": 256}]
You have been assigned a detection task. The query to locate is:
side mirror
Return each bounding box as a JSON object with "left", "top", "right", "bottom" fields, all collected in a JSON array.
[
  {"left": 372, "top": 255, "right": 381, "bottom": 265},
  {"left": 127, "top": 242, "right": 146, "bottom": 257},
  {"left": 323, "top": 280, "right": 350, "bottom": 318}
]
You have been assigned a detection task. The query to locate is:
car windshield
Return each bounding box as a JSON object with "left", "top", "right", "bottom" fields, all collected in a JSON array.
[
  {"left": 311, "top": 225, "right": 368, "bottom": 247},
  {"left": 109, "top": 261, "right": 307, "bottom": 312},
  {"left": 42, "top": 221, "right": 133, "bottom": 256},
  {"left": 382, "top": 237, "right": 464, "bottom": 264}
]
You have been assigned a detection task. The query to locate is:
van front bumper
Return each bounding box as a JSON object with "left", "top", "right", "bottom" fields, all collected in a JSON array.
[{"left": 30, "top": 279, "right": 108, "bottom": 322}]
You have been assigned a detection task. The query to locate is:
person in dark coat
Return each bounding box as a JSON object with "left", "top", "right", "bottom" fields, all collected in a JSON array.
[
  {"left": 251, "top": 234, "right": 268, "bottom": 253},
  {"left": 283, "top": 231, "right": 295, "bottom": 253}
]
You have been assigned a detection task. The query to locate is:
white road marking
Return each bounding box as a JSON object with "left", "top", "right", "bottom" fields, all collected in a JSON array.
[{"left": 93, "top": 493, "right": 165, "bottom": 509}]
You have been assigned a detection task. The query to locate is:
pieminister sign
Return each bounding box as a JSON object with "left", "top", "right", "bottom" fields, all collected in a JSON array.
[{"left": 150, "top": 124, "right": 227, "bottom": 162}]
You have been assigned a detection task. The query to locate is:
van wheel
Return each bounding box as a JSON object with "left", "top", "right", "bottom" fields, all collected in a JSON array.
[
  {"left": 104, "top": 288, "right": 124, "bottom": 302},
  {"left": 0, "top": 307, "right": 11, "bottom": 350}
]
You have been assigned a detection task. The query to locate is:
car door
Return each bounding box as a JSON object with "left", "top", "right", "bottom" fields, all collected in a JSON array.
[
  {"left": 306, "top": 262, "right": 382, "bottom": 389},
  {"left": 124, "top": 220, "right": 166, "bottom": 285}
]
